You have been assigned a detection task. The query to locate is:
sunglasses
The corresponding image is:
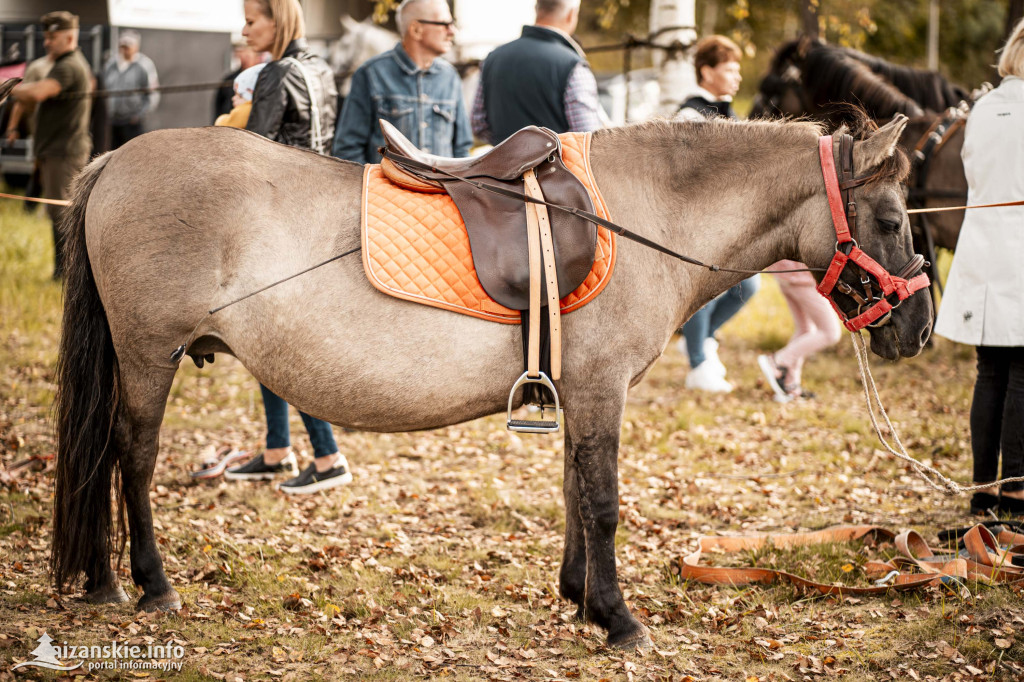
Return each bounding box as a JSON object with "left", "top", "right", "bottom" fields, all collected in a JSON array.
[{"left": 416, "top": 19, "right": 457, "bottom": 29}]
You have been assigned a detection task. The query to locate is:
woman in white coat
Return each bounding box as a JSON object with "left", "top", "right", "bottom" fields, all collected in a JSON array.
[{"left": 935, "top": 18, "right": 1024, "bottom": 517}]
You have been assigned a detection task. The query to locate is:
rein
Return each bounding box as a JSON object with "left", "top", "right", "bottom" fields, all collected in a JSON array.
[{"left": 379, "top": 148, "right": 824, "bottom": 277}]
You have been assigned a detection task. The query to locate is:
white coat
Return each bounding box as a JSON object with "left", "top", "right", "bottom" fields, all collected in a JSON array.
[{"left": 934, "top": 76, "right": 1024, "bottom": 347}]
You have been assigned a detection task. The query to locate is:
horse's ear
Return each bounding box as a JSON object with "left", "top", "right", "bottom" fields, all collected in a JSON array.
[
  {"left": 796, "top": 35, "right": 816, "bottom": 58},
  {"left": 853, "top": 114, "right": 908, "bottom": 170},
  {"left": 339, "top": 14, "right": 358, "bottom": 33}
]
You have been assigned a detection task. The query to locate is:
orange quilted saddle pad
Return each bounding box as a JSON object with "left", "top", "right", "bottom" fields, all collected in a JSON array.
[{"left": 361, "top": 132, "right": 615, "bottom": 324}]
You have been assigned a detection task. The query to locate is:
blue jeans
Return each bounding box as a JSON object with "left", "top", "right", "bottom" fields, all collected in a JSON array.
[
  {"left": 260, "top": 384, "right": 338, "bottom": 459},
  {"left": 683, "top": 275, "right": 761, "bottom": 368}
]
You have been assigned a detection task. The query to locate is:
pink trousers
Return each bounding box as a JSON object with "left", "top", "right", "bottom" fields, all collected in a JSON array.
[{"left": 772, "top": 267, "right": 842, "bottom": 386}]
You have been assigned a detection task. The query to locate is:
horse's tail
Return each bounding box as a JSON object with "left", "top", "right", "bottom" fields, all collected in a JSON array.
[{"left": 51, "top": 153, "right": 124, "bottom": 591}]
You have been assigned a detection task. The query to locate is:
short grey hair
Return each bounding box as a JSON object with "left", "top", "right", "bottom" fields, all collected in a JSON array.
[
  {"left": 535, "top": 0, "right": 581, "bottom": 19},
  {"left": 396, "top": 0, "right": 440, "bottom": 36}
]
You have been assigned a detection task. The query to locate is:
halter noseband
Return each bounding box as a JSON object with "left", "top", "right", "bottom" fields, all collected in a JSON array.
[{"left": 816, "top": 134, "right": 931, "bottom": 332}]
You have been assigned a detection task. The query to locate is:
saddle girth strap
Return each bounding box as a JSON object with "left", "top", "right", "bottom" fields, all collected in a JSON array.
[{"left": 523, "top": 169, "right": 562, "bottom": 380}]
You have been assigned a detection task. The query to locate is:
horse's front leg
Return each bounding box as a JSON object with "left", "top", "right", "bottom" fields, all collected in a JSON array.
[{"left": 565, "top": 399, "right": 651, "bottom": 649}]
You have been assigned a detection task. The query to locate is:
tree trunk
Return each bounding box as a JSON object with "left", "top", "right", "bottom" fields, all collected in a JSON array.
[
  {"left": 1008, "top": 0, "right": 1024, "bottom": 40},
  {"left": 927, "top": 0, "right": 940, "bottom": 71},
  {"left": 802, "top": 0, "right": 819, "bottom": 39},
  {"left": 649, "top": 0, "right": 698, "bottom": 118}
]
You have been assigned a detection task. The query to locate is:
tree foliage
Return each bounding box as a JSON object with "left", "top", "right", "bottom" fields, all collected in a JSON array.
[{"left": 578, "top": 0, "right": 1008, "bottom": 103}]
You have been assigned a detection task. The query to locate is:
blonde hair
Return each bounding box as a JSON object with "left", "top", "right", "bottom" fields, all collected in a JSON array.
[
  {"left": 251, "top": 0, "right": 305, "bottom": 61},
  {"left": 999, "top": 17, "right": 1024, "bottom": 78}
]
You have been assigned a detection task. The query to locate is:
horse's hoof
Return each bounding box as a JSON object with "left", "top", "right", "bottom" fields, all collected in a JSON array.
[
  {"left": 136, "top": 589, "right": 181, "bottom": 613},
  {"left": 607, "top": 623, "right": 652, "bottom": 650},
  {"left": 85, "top": 583, "right": 130, "bottom": 605}
]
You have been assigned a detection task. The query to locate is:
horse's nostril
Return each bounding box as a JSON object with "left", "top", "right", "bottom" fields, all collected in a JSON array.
[{"left": 920, "top": 322, "right": 933, "bottom": 346}]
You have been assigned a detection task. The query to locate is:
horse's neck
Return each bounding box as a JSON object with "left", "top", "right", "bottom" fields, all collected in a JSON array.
[{"left": 590, "top": 121, "right": 823, "bottom": 320}]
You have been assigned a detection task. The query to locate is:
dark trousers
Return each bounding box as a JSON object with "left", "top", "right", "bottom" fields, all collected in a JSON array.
[
  {"left": 971, "top": 346, "right": 1024, "bottom": 492},
  {"left": 682, "top": 275, "right": 761, "bottom": 367},
  {"left": 259, "top": 384, "right": 338, "bottom": 459},
  {"left": 111, "top": 121, "right": 145, "bottom": 149},
  {"left": 39, "top": 153, "right": 89, "bottom": 278}
]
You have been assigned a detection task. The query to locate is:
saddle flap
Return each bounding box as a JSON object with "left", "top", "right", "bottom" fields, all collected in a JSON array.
[{"left": 443, "top": 155, "right": 597, "bottom": 310}]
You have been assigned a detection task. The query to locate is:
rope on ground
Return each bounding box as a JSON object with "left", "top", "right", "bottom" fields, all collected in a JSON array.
[{"left": 851, "top": 330, "right": 1024, "bottom": 495}]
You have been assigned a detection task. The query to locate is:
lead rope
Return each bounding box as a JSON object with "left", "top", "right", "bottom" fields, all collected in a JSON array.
[{"left": 851, "top": 331, "right": 1024, "bottom": 494}]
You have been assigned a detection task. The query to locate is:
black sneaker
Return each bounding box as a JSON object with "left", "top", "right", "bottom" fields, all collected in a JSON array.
[
  {"left": 970, "top": 492, "right": 999, "bottom": 516},
  {"left": 224, "top": 452, "right": 298, "bottom": 481},
  {"left": 278, "top": 457, "right": 353, "bottom": 495}
]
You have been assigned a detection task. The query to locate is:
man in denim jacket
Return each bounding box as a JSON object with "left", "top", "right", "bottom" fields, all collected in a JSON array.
[{"left": 332, "top": 0, "right": 472, "bottom": 164}]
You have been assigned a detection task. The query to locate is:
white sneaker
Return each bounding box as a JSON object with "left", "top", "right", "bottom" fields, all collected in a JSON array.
[
  {"left": 758, "top": 354, "right": 792, "bottom": 403},
  {"left": 702, "top": 337, "right": 727, "bottom": 378},
  {"left": 685, "top": 360, "right": 733, "bottom": 393}
]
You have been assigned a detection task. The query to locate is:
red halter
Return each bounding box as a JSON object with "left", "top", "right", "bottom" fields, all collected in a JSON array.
[{"left": 816, "top": 135, "right": 931, "bottom": 332}]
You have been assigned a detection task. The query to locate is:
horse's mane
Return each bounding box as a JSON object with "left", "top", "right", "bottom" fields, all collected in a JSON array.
[
  {"left": 596, "top": 115, "right": 907, "bottom": 185},
  {"left": 771, "top": 39, "right": 969, "bottom": 119},
  {"left": 598, "top": 116, "right": 825, "bottom": 149},
  {"left": 833, "top": 46, "right": 969, "bottom": 110},
  {"left": 801, "top": 43, "right": 925, "bottom": 119}
]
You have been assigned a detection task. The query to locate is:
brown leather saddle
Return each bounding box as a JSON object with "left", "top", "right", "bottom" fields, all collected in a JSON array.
[
  {"left": 379, "top": 120, "right": 597, "bottom": 311},
  {"left": 379, "top": 120, "right": 599, "bottom": 433}
]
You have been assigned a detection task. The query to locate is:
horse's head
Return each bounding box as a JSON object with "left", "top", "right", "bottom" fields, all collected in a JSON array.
[
  {"left": 751, "top": 40, "right": 813, "bottom": 120},
  {"left": 804, "top": 115, "right": 934, "bottom": 360}
]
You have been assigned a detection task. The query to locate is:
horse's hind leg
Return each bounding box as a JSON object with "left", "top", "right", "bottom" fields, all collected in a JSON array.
[
  {"left": 565, "top": 395, "right": 651, "bottom": 649},
  {"left": 559, "top": 430, "right": 587, "bottom": 619},
  {"left": 118, "top": 360, "right": 180, "bottom": 612}
]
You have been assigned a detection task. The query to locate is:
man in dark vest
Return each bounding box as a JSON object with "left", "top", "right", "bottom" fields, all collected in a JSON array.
[{"left": 471, "top": 0, "right": 601, "bottom": 144}]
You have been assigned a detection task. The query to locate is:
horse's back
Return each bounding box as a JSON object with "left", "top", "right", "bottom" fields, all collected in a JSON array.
[{"left": 84, "top": 127, "right": 367, "bottom": 350}]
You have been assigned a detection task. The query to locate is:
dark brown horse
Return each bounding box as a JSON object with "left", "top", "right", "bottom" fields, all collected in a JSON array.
[
  {"left": 752, "top": 38, "right": 970, "bottom": 258},
  {"left": 47, "top": 116, "right": 930, "bottom": 648}
]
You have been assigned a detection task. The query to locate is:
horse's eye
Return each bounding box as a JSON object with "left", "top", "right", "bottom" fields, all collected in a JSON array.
[{"left": 878, "top": 218, "right": 902, "bottom": 233}]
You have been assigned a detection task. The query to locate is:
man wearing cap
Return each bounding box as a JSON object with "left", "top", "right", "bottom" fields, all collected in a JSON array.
[
  {"left": 9, "top": 11, "right": 92, "bottom": 279},
  {"left": 102, "top": 30, "right": 159, "bottom": 148}
]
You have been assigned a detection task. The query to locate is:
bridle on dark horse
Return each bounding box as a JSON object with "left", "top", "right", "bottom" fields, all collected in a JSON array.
[
  {"left": 816, "top": 134, "right": 930, "bottom": 331},
  {"left": 905, "top": 104, "right": 969, "bottom": 298}
]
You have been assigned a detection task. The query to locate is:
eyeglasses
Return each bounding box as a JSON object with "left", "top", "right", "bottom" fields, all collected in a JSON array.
[{"left": 416, "top": 19, "right": 457, "bottom": 29}]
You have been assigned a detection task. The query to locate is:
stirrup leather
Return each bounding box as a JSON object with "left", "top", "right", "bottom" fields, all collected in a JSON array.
[
  {"left": 507, "top": 371, "right": 561, "bottom": 433},
  {"left": 506, "top": 168, "right": 562, "bottom": 434}
]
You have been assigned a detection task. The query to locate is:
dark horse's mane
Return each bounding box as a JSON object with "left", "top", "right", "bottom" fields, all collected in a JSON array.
[
  {"left": 832, "top": 46, "right": 969, "bottom": 111},
  {"left": 769, "top": 39, "right": 969, "bottom": 120}
]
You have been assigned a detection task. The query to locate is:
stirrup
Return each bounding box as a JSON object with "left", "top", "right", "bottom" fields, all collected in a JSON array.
[{"left": 506, "top": 371, "right": 561, "bottom": 433}]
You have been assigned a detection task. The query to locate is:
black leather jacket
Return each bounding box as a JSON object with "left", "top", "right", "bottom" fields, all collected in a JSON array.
[{"left": 246, "top": 39, "right": 338, "bottom": 152}]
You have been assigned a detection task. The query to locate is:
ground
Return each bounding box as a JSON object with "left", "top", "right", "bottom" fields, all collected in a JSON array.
[{"left": 1, "top": 198, "right": 1022, "bottom": 681}]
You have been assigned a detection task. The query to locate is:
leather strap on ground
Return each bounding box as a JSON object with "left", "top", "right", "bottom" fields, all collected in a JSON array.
[{"left": 676, "top": 524, "right": 1024, "bottom": 596}]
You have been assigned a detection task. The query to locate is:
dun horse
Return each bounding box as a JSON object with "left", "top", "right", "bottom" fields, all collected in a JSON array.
[
  {"left": 753, "top": 38, "right": 971, "bottom": 255},
  {"left": 51, "top": 116, "right": 931, "bottom": 648}
]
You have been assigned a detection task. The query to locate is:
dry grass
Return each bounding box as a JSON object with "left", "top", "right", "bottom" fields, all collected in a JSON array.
[{"left": 1, "top": 197, "right": 1022, "bottom": 681}]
